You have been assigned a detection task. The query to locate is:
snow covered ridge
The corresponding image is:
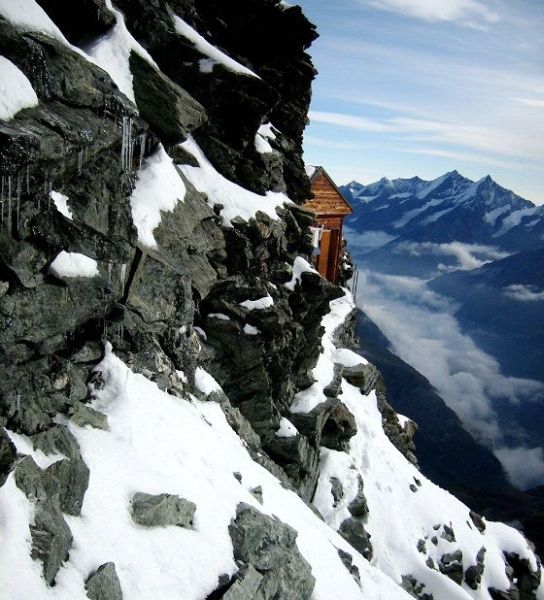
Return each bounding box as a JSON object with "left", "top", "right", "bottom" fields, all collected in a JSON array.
[
  {"left": 1, "top": 344, "right": 414, "bottom": 600},
  {"left": 288, "top": 291, "right": 543, "bottom": 600}
]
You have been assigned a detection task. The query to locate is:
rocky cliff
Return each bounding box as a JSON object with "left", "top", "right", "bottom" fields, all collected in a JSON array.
[{"left": 0, "top": 2, "right": 542, "bottom": 600}]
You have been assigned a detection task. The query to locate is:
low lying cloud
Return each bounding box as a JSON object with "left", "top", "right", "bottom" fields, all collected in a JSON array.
[
  {"left": 356, "top": 271, "right": 544, "bottom": 458},
  {"left": 394, "top": 241, "right": 509, "bottom": 271},
  {"left": 495, "top": 446, "right": 544, "bottom": 490},
  {"left": 503, "top": 284, "right": 544, "bottom": 302},
  {"left": 361, "top": 0, "right": 499, "bottom": 28},
  {"left": 344, "top": 228, "right": 397, "bottom": 254}
]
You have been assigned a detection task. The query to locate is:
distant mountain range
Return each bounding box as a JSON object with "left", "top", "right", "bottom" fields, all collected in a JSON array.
[
  {"left": 342, "top": 171, "right": 544, "bottom": 255},
  {"left": 341, "top": 171, "right": 544, "bottom": 551}
]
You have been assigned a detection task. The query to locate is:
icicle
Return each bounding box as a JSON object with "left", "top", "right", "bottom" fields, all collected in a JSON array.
[
  {"left": 78, "top": 149, "right": 84, "bottom": 175},
  {"left": 26, "top": 165, "right": 30, "bottom": 194},
  {"left": 138, "top": 133, "right": 146, "bottom": 169},
  {"left": 7, "top": 176, "right": 12, "bottom": 233},
  {"left": 107, "top": 260, "right": 113, "bottom": 285},
  {"left": 1, "top": 176, "right": 4, "bottom": 227},
  {"left": 120, "top": 116, "right": 134, "bottom": 174},
  {"left": 16, "top": 391, "right": 21, "bottom": 414},
  {"left": 119, "top": 262, "right": 127, "bottom": 294},
  {"left": 16, "top": 174, "right": 22, "bottom": 230}
]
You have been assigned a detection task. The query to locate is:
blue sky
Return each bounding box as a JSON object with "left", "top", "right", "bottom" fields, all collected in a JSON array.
[{"left": 296, "top": 0, "right": 544, "bottom": 204}]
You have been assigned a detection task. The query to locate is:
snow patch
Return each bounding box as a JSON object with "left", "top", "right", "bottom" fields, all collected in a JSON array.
[
  {"left": 130, "top": 145, "right": 186, "bottom": 248},
  {"left": 275, "top": 417, "right": 298, "bottom": 438},
  {"left": 255, "top": 123, "right": 277, "bottom": 154},
  {"left": 195, "top": 367, "right": 222, "bottom": 397},
  {"left": 0, "top": 56, "right": 39, "bottom": 121},
  {"left": 239, "top": 295, "right": 274, "bottom": 310},
  {"left": 0, "top": 0, "right": 65, "bottom": 41},
  {"left": 284, "top": 256, "right": 318, "bottom": 291},
  {"left": 178, "top": 137, "right": 292, "bottom": 226},
  {"left": 84, "top": 1, "right": 158, "bottom": 103},
  {"left": 50, "top": 191, "right": 73, "bottom": 220},
  {"left": 243, "top": 324, "right": 260, "bottom": 336},
  {"left": 49, "top": 251, "right": 99, "bottom": 279},
  {"left": 173, "top": 15, "right": 259, "bottom": 78}
]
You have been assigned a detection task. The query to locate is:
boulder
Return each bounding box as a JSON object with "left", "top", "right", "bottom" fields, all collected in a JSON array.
[
  {"left": 85, "top": 562, "right": 123, "bottom": 600},
  {"left": 338, "top": 517, "right": 373, "bottom": 561},
  {"left": 229, "top": 503, "right": 315, "bottom": 600},
  {"left": 131, "top": 492, "right": 196, "bottom": 529},
  {"left": 30, "top": 499, "right": 73, "bottom": 586}
]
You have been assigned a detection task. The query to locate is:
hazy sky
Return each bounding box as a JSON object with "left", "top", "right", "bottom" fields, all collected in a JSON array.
[{"left": 296, "top": 0, "right": 544, "bottom": 204}]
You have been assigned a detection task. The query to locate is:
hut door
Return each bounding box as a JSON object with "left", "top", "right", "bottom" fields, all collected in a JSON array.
[
  {"left": 327, "top": 229, "right": 340, "bottom": 283},
  {"left": 318, "top": 229, "right": 331, "bottom": 279}
]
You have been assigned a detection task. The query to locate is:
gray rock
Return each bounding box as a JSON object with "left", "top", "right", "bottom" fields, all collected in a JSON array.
[
  {"left": 469, "top": 510, "right": 486, "bottom": 533},
  {"left": 439, "top": 550, "right": 464, "bottom": 585},
  {"left": 130, "top": 52, "right": 207, "bottom": 144},
  {"left": 229, "top": 503, "right": 315, "bottom": 600},
  {"left": 222, "top": 565, "right": 263, "bottom": 600},
  {"left": 320, "top": 402, "right": 357, "bottom": 452},
  {"left": 85, "top": 562, "right": 123, "bottom": 600},
  {"left": 32, "top": 425, "right": 81, "bottom": 460},
  {"left": 14, "top": 455, "right": 47, "bottom": 501},
  {"left": 249, "top": 486, "right": 263, "bottom": 504},
  {"left": 337, "top": 548, "right": 361, "bottom": 584},
  {"left": 330, "top": 476, "right": 343, "bottom": 507},
  {"left": 338, "top": 517, "right": 373, "bottom": 561},
  {"left": 70, "top": 403, "right": 109, "bottom": 430},
  {"left": 30, "top": 498, "right": 73, "bottom": 586},
  {"left": 131, "top": 492, "right": 196, "bottom": 529},
  {"left": 347, "top": 475, "right": 368, "bottom": 518},
  {"left": 44, "top": 457, "right": 90, "bottom": 516},
  {"left": 0, "top": 427, "right": 16, "bottom": 487}
]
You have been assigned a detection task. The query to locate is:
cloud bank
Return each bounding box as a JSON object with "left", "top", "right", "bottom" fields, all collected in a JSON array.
[
  {"left": 355, "top": 270, "right": 544, "bottom": 488},
  {"left": 360, "top": 0, "right": 499, "bottom": 28},
  {"left": 495, "top": 446, "right": 544, "bottom": 490}
]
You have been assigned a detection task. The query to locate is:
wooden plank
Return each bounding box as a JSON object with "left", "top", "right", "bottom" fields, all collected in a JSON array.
[
  {"left": 304, "top": 172, "right": 352, "bottom": 216},
  {"left": 318, "top": 229, "right": 331, "bottom": 279}
]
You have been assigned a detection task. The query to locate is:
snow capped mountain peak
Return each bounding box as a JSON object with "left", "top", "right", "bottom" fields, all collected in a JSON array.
[{"left": 341, "top": 171, "right": 543, "bottom": 250}]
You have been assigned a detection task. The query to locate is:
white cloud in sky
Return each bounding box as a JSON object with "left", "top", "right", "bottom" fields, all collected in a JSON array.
[
  {"left": 355, "top": 270, "right": 544, "bottom": 449},
  {"left": 361, "top": 0, "right": 499, "bottom": 28},
  {"left": 514, "top": 98, "right": 544, "bottom": 109},
  {"left": 503, "top": 284, "right": 544, "bottom": 302},
  {"left": 308, "top": 110, "right": 544, "bottom": 163},
  {"left": 495, "top": 446, "right": 544, "bottom": 490}
]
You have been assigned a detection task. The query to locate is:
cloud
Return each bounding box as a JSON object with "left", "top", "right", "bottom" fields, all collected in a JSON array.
[
  {"left": 396, "top": 146, "right": 542, "bottom": 172},
  {"left": 344, "top": 228, "right": 397, "bottom": 253},
  {"left": 360, "top": 0, "right": 499, "bottom": 28},
  {"left": 494, "top": 446, "right": 544, "bottom": 490},
  {"left": 308, "top": 110, "right": 544, "bottom": 163},
  {"left": 308, "top": 110, "right": 394, "bottom": 133},
  {"left": 394, "top": 241, "right": 510, "bottom": 271},
  {"left": 514, "top": 98, "right": 544, "bottom": 109},
  {"left": 503, "top": 284, "right": 544, "bottom": 302},
  {"left": 355, "top": 270, "right": 544, "bottom": 452},
  {"left": 303, "top": 135, "right": 365, "bottom": 151}
]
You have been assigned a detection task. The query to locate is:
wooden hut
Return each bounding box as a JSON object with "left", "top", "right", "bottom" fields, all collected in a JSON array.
[{"left": 303, "top": 166, "right": 353, "bottom": 284}]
